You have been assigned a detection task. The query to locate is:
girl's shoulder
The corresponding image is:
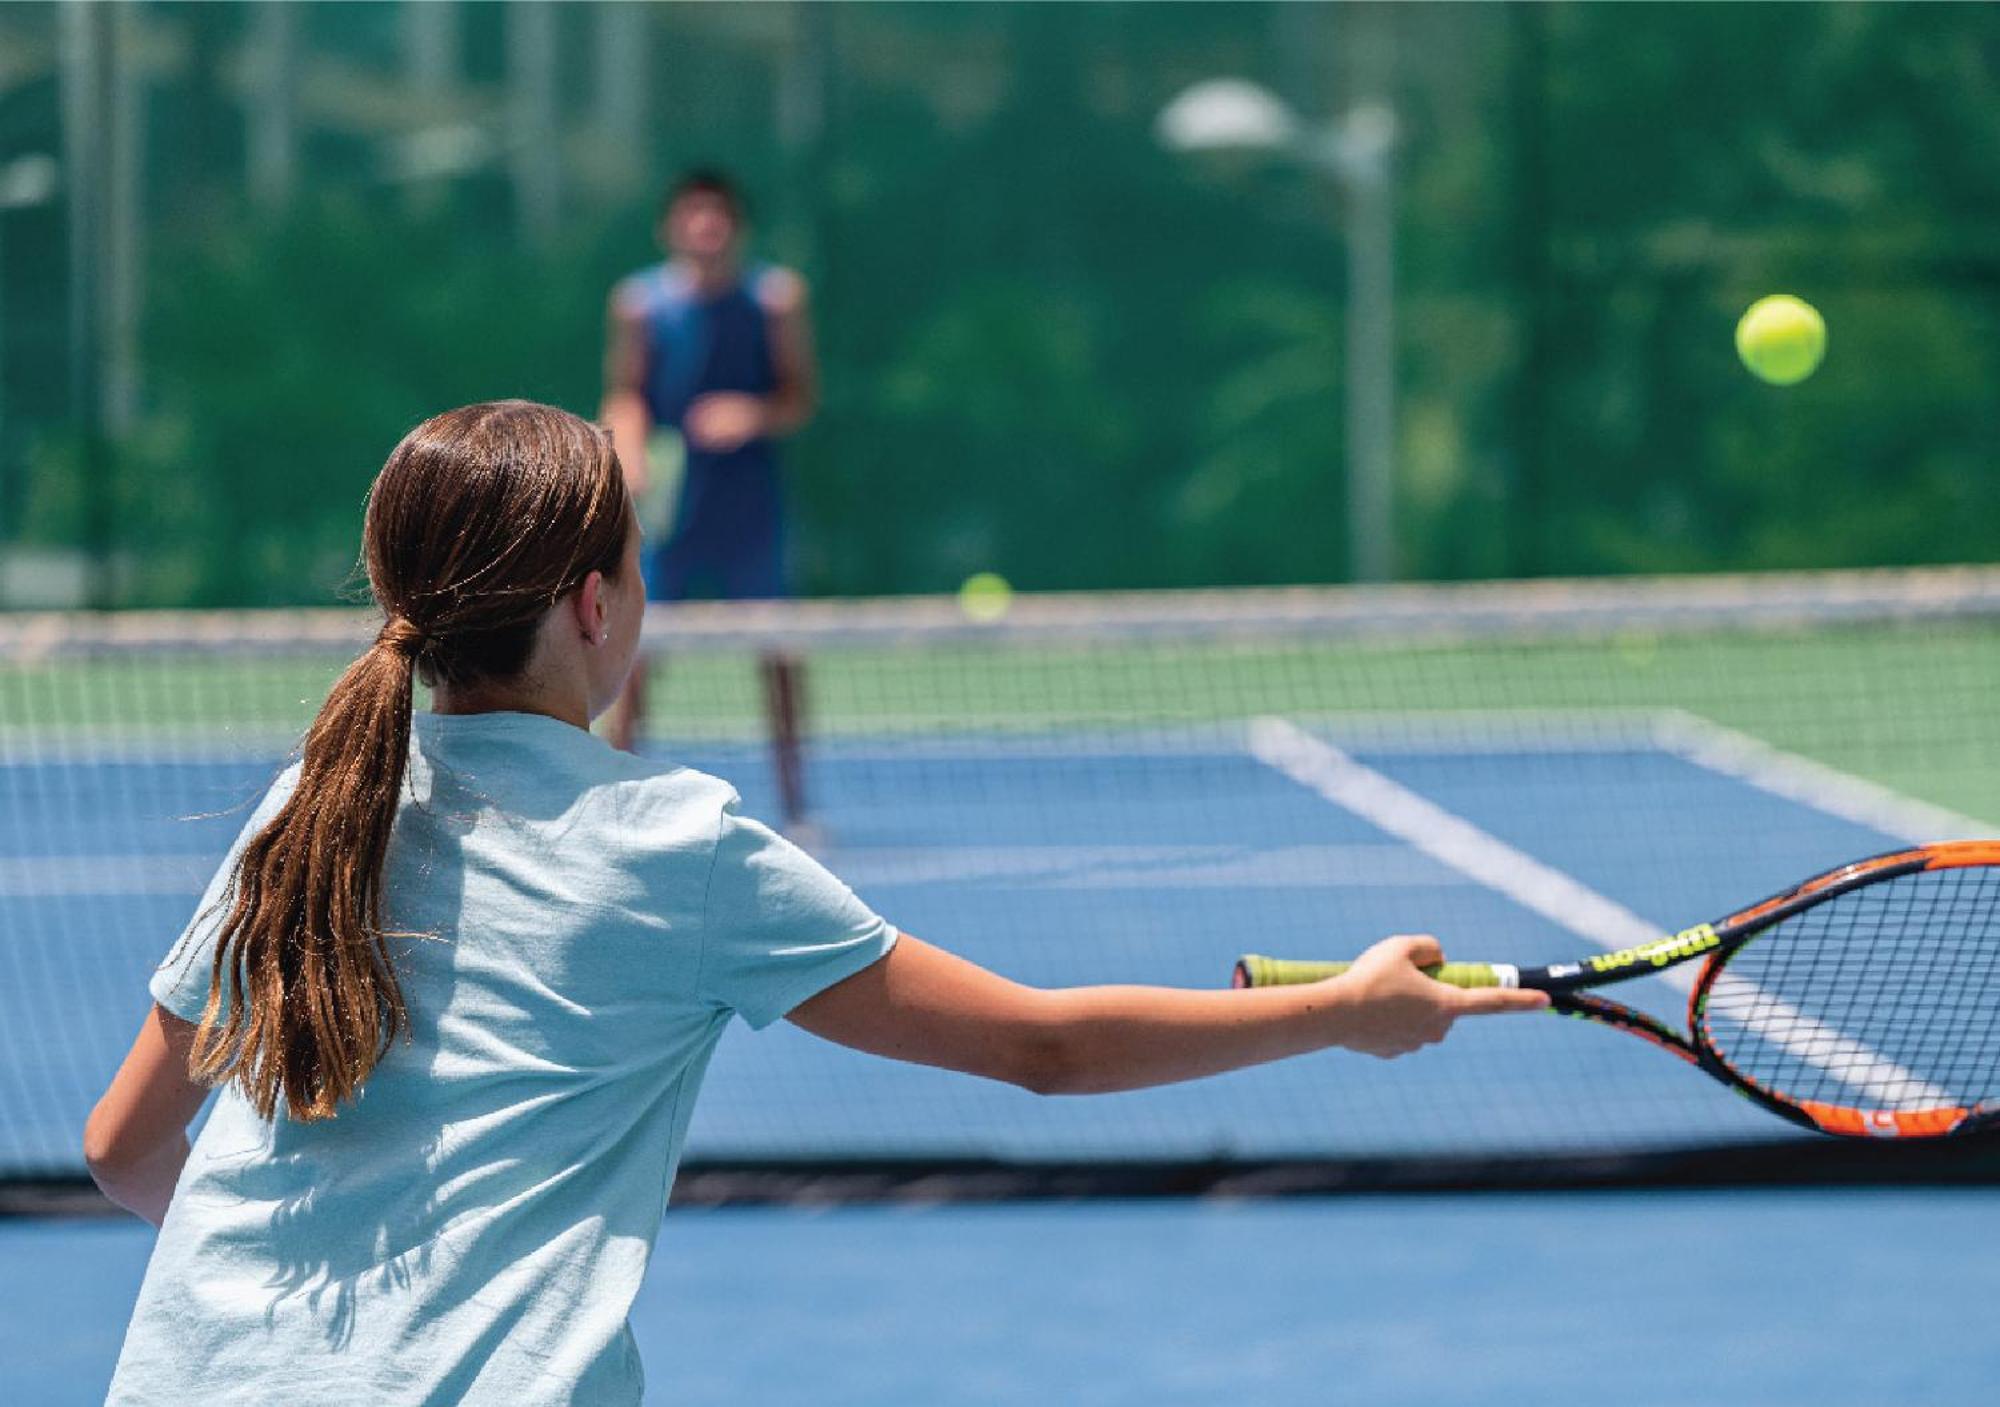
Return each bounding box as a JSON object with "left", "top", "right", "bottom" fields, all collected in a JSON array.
[{"left": 589, "top": 751, "right": 741, "bottom": 844}]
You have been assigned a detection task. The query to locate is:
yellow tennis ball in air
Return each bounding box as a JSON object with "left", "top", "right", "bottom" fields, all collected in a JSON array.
[
  {"left": 1735, "top": 294, "right": 1826, "bottom": 386},
  {"left": 958, "top": 572, "right": 1014, "bottom": 623}
]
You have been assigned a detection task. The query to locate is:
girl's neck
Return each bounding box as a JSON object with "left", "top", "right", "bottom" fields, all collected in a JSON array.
[{"left": 431, "top": 678, "right": 588, "bottom": 732}]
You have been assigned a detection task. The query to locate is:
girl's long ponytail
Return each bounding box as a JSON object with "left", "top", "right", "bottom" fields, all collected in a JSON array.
[{"left": 190, "top": 620, "right": 423, "bottom": 1121}]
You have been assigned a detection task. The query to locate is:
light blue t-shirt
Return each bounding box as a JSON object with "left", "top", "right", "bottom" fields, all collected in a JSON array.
[{"left": 108, "top": 711, "right": 896, "bottom": 1405}]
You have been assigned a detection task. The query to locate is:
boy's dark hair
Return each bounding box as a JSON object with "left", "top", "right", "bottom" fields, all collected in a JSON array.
[{"left": 660, "top": 168, "right": 747, "bottom": 223}]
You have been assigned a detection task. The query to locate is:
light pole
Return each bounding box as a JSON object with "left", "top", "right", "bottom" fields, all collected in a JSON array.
[{"left": 1157, "top": 79, "right": 1399, "bottom": 583}]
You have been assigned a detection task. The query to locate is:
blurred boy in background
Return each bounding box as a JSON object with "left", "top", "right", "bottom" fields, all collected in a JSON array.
[{"left": 601, "top": 170, "right": 819, "bottom": 832}]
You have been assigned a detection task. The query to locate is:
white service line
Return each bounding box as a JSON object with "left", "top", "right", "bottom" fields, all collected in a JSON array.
[
  {"left": 832, "top": 842, "right": 1468, "bottom": 891},
  {"left": 1245, "top": 715, "right": 1951, "bottom": 1109},
  {"left": 0, "top": 854, "right": 213, "bottom": 898}
]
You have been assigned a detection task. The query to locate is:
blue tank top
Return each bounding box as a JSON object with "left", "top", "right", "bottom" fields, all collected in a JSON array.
[{"left": 619, "top": 262, "right": 783, "bottom": 541}]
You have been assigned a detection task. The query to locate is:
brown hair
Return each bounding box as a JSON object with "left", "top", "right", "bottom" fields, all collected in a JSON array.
[
  {"left": 659, "top": 166, "right": 747, "bottom": 224},
  {"left": 191, "top": 400, "right": 632, "bottom": 1121}
]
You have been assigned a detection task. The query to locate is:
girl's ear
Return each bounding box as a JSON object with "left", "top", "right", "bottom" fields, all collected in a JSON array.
[{"left": 572, "top": 570, "right": 608, "bottom": 643}]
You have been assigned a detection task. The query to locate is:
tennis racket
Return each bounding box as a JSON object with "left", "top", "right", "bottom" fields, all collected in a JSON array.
[{"left": 1235, "top": 841, "right": 2000, "bottom": 1139}]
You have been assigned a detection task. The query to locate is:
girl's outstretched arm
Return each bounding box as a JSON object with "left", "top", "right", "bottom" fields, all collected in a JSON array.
[{"left": 788, "top": 932, "right": 1547, "bottom": 1095}]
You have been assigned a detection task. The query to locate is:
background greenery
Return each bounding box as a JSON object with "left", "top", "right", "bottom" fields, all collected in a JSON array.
[{"left": 2, "top": 2, "right": 1995, "bottom": 607}]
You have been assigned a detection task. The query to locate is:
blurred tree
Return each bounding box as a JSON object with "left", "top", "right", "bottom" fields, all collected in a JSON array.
[
  {"left": 10, "top": 0, "right": 1996, "bottom": 606},
  {"left": 133, "top": 198, "right": 623, "bottom": 605},
  {"left": 1523, "top": 2, "right": 2000, "bottom": 574}
]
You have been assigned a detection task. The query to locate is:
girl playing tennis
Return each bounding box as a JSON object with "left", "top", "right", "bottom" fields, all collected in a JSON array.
[{"left": 86, "top": 401, "right": 1545, "bottom": 1404}]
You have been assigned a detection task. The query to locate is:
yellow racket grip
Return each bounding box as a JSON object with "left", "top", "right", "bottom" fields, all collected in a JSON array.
[{"left": 1233, "top": 955, "right": 1507, "bottom": 990}]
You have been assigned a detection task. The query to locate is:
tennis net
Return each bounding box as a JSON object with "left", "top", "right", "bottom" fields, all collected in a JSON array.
[{"left": 3, "top": 567, "right": 1997, "bottom": 1197}]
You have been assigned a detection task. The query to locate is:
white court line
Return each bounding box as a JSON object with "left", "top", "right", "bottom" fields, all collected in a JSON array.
[
  {"left": 0, "top": 854, "right": 213, "bottom": 898},
  {"left": 0, "top": 727, "right": 305, "bottom": 763},
  {"left": 832, "top": 842, "right": 1469, "bottom": 891},
  {"left": 1246, "top": 715, "right": 1952, "bottom": 1109},
  {"left": 1653, "top": 710, "right": 1995, "bottom": 842}
]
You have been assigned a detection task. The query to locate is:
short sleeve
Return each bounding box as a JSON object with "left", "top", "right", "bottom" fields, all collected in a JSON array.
[
  {"left": 699, "top": 797, "right": 897, "bottom": 1030},
  {"left": 149, "top": 766, "right": 301, "bottom": 1024},
  {"left": 754, "top": 265, "right": 807, "bottom": 316},
  {"left": 612, "top": 271, "right": 656, "bottom": 321}
]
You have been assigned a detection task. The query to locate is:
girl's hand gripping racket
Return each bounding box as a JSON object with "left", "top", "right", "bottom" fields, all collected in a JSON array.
[{"left": 1236, "top": 841, "right": 2000, "bottom": 1139}]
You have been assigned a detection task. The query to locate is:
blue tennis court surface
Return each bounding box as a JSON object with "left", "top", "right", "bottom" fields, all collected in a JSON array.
[
  {"left": 1, "top": 710, "right": 1963, "bottom": 1172},
  {"left": 8, "top": 1191, "right": 1998, "bottom": 1404}
]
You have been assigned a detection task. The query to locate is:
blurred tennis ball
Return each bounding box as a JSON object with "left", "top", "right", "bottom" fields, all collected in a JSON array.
[
  {"left": 958, "top": 572, "right": 1014, "bottom": 623},
  {"left": 1735, "top": 295, "right": 1826, "bottom": 386}
]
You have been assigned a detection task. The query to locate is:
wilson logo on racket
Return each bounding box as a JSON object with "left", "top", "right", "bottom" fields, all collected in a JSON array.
[
  {"left": 1586, "top": 924, "right": 1720, "bottom": 973},
  {"left": 1234, "top": 841, "right": 2000, "bottom": 1141}
]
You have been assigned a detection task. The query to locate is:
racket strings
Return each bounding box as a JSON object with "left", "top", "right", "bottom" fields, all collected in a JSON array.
[{"left": 1698, "top": 865, "right": 2000, "bottom": 1113}]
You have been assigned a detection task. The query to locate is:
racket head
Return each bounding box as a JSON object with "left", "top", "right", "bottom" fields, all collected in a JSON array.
[{"left": 1690, "top": 842, "right": 2000, "bottom": 1139}]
